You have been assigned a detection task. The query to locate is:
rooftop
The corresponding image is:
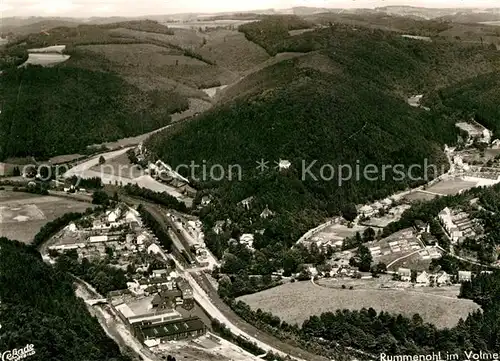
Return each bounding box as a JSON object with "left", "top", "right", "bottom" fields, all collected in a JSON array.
[{"left": 136, "top": 317, "right": 205, "bottom": 339}]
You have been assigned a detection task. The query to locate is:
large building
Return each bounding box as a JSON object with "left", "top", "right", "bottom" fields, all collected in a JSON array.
[{"left": 134, "top": 316, "right": 206, "bottom": 346}]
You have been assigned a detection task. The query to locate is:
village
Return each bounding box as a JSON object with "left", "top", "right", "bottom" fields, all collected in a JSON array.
[
  {"left": 43, "top": 203, "right": 213, "bottom": 350},
  {"left": 292, "top": 118, "right": 500, "bottom": 293}
]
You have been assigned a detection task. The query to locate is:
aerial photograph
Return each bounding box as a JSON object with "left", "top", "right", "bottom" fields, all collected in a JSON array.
[{"left": 2, "top": 0, "right": 500, "bottom": 360}]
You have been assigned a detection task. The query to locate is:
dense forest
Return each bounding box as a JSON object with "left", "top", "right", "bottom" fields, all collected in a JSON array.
[
  {"left": 55, "top": 250, "right": 129, "bottom": 295},
  {"left": 0, "top": 238, "right": 131, "bottom": 361},
  {"left": 0, "top": 65, "right": 188, "bottom": 160},
  {"left": 428, "top": 72, "right": 500, "bottom": 135}
]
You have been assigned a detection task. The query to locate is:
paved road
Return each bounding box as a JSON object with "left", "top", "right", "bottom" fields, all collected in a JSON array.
[
  {"left": 156, "top": 220, "right": 328, "bottom": 361},
  {"left": 161, "top": 250, "right": 322, "bottom": 361}
]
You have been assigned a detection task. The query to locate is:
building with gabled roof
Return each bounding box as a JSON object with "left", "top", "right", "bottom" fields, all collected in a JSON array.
[
  {"left": 260, "top": 205, "right": 274, "bottom": 219},
  {"left": 238, "top": 196, "right": 254, "bottom": 210},
  {"left": 416, "top": 271, "right": 429, "bottom": 284},
  {"left": 134, "top": 316, "right": 206, "bottom": 345}
]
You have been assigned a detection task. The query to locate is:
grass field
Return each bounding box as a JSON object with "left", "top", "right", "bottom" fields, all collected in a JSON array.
[
  {"left": 197, "top": 29, "right": 270, "bottom": 73},
  {"left": 309, "top": 223, "right": 367, "bottom": 247},
  {"left": 74, "top": 42, "right": 238, "bottom": 90},
  {"left": 77, "top": 43, "right": 204, "bottom": 67},
  {"left": 21, "top": 53, "right": 70, "bottom": 67},
  {"left": 404, "top": 191, "right": 438, "bottom": 202},
  {"left": 387, "top": 251, "right": 435, "bottom": 271},
  {"left": 426, "top": 178, "right": 478, "bottom": 195},
  {"left": 0, "top": 191, "right": 92, "bottom": 243},
  {"left": 238, "top": 281, "right": 480, "bottom": 329},
  {"left": 90, "top": 152, "right": 143, "bottom": 179},
  {"left": 110, "top": 27, "right": 205, "bottom": 49}
]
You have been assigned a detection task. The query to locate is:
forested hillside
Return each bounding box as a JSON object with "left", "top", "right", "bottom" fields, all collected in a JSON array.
[
  {"left": 239, "top": 15, "right": 313, "bottom": 55},
  {"left": 0, "top": 237, "right": 131, "bottom": 361},
  {"left": 0, "top": 65, "right": 186, "bottom": 160},
  {"left": 429, "top": 72, "right": 500, "bottom": 135},
  {"left": 147, "top": 21, "right": 500, "bottom": 274}
]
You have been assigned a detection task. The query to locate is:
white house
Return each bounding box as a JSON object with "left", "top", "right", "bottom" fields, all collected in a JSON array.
[
  {"left": 260, "top": 205, "right": 274, "bottom": 219},
  {"left": 107, "top": 208, "right": 122, "bottom": 223},
  {"left": 482, "top": 128, "right": 492, "bottom": 144},
  {"left": 436, "top": 271, "right": 450, "bottom": 285},
  {"left": 66, "top": 222, "right": 77, "bottom": 232},
  {"left": 49, "top": 243, "right": 85, "bottom": 251},
  {"left": 359, "top": 205, "right": 375, "bottom": 218},
  {"left": 438, "top": 207, "right": 462, "bottom": 244},
  {"left": 213, "top": 221, "right": 225, "bottom": 235},
  {"left": 416, "top": 271, "right": 430, "bottom": 285},
  {"left": 147, "top": 243, "right": 162, "bottom": 255},
  {"left": 201, "top": 195, "right": 211, "bottom": 206},
  {"left": 238, "top": 196, "right": 254, "bottom": 210},
  {"left": 277, "top": 159, "right": 291, "bottom": 170},
  {"left": 239, "top": 234, "right": 255, "bottom": 250},
  {"left": 306, "top": 265, "right": 318, "bottom": 277},
  {"left": 125, "top": 208, "right": 140, "bottom": 224},
  {"left": 152, "top": 269, "right": 168, "bottom": 278},
  {"left": 381, "top": 198, "right": 393, "bottom": 209}
]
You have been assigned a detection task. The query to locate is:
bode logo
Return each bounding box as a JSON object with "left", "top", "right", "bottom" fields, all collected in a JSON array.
[{"left": 1, "top": 344, "right": 36, "bottom": 361}]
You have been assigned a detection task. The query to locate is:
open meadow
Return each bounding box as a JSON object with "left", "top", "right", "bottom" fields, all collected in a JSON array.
[
  {"left": 197, "top": 29, "right": 270, "bottom": 73},
  {"left": 0, "top": 190, "right": 93, "bottom": 243},
  {"left": 238, "top": 281, "right": 480, "bottom": 329},
  {"left": 21, "top": 53, "right": 70, "bottom": 67},
  {"left": 425, "top": 177, "right": 478, "bottom": 195},
  {"left": 404, "top": 190, "right": 438, "bottom": 202}
]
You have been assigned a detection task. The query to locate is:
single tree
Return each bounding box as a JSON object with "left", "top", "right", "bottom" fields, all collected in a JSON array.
[{"left": 341, "top": 203, "right": 358, "bottom": 222}]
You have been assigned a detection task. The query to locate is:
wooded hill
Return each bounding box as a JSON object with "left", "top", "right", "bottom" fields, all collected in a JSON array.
[
  {"left": 0, "top": 237, "right": 131, "bottom": 361},
  {"left": 428, "top": 72, "right": 500, "bottom": 135},
  {"left": 146, "top": 20, "right": 500, "bottom": 270},
  {"left": 0, "top": 65, "right": 186, "bottom": 160}
]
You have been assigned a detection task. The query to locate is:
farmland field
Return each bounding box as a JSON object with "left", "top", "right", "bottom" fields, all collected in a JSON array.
[
  {"left": 425, "top": 177, "right": 478, "bottom": 195},
  {"left": 386, "top": 250, "right": 435, "bottom": 271},
  {"left": 110, "top": 27, "right": 205, "bottom": 49},
  {"left": 238, "top": 281, "right": 480, "bottom": 329},
  {"left": 308, "top": 223, "right": 367, "bottom": 248},
  {"left": 77, "top": 43, "right": 205, "bottom": 67},
  {"left": 197, "top": 29, "right": 270, "bottom": 73},
  {"left": 20, "top": 53, "right": 70, "bottom": 67},
  {"left": 404, "top": 191, "right": 438, "bottom": 202},
  {"left": 0, "top": 191, "right": 93, "bottom": 243},
  {"left": 74, "top": 42, "right": 238, "bottom": 90}
]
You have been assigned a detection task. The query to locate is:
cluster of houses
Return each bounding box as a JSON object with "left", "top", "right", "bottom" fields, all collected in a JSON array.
[
  {"left": 46, "top": 201, "right": 209, "bottom": 348},
  {"left": 455, "top": 121, "right": 492, "bottom": 145},
  {"left": 357, "top": 198, "right": 394, "bottom": 218},
  {"left": 397, "top": 268, "right": 484, "bottom": 284},
  {"left": 148, "top": 160, "right": 196, "bottom": 198},
  {"left": 127, "top": 268, "right": 194, "bottom": 310},
  {"left": 357, "top": 200, "right": 412, "bottom": 223},
  {"left": 208, "top": 201, "right": 277, "bottom": 252},
  {"left": 438, "top": 207, "right": 482, "bottom": 244},
  {"left": 397, "top": 268, "right": 452, "bottom": 285},
  {"left": 48, "top": 205, "right": 169, "bottom": 267}
]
